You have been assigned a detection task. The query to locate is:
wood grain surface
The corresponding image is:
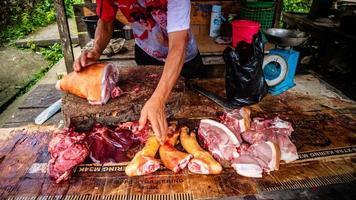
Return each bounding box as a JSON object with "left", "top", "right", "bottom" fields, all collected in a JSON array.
[{"left": 1, "top": 75, "right": 355, "bottom": 199}]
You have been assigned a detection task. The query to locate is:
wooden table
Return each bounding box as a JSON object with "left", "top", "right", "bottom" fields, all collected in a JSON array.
[{"left": 1, "top": 73, "right": 356, "bottom": 199}]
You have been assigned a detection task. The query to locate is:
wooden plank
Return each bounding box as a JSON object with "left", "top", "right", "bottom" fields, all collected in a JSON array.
[
  {"left": 19, "top": 84, "right": 61, "bottom": 109},
  {"left": 54, "top": 0, "right": 74, "bottom": 72},
  {"left": 0, "top": 127, "right": 53, "bottom": 199}
]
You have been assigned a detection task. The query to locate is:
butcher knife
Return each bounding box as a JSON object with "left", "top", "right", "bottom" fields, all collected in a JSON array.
[
  {"left": 34, "top": 99, "right": 62, "bottom": 125},
  {"left": 187, "top": 81, "right": 238, "bottom": 110}
]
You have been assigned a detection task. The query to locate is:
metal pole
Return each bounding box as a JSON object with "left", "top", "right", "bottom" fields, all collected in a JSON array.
[{"left": 54, "top": 0, "right": 74, "bottom": 72}]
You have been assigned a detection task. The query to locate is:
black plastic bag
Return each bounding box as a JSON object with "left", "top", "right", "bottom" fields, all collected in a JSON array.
[
  {"left": 187, "top": 32, "right": 267, "bottom": 109},
  {"left": 224, "top": 32, "right": 268, "bottom": 106}
]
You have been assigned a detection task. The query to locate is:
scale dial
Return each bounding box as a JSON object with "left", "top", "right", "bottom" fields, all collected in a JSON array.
[{"left": 262, "top": 54, "right": 288, "bottom": 86}]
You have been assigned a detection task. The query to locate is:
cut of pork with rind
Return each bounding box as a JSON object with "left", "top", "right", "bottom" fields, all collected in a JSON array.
[
  {"left": 221, "top": 107, "right": 251, "bottom": 143},
  {"left": 248, "top": 141, "right": 280, "bottom": 171},
  {"left": 56, "top": 62, "right": 121, "bottom": 105},
  {"left": 231, "top": 155, "right": 263, "bottom": 178},
  {"left": 231, "top": 141, "right": 280, "bottom": 177},
  {"left": 198, "top": 119, "right": 240, "bottom": 161},
  {"left": 180, "top": 127, "right": 222, "bottom": 174},
  {"left": 159, "top": 133, "right": 192, "bottom": 173},
  {"left": 241, "top": 117, "right": 297, "bottom": 163},
  {"left": 125, "top": 136, "right": 161, "bottom": 176}
]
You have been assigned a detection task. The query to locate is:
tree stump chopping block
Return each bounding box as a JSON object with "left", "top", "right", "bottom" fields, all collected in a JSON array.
[{"left": 61, "top": 65, "right": 185, "bottom": 131}]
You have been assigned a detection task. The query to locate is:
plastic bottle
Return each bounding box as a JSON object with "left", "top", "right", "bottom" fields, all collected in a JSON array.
[{"left": 209, "top": 5, "right": 222, "bottom": 38}]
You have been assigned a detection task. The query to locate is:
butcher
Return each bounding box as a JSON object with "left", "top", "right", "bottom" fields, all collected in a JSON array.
[{"left": 73, "top": 0, "right": 203, "bottom": 144}]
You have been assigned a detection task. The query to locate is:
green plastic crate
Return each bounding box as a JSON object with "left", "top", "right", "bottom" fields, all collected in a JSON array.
[{"left": 240, "top": 1, "right": 275, "bottom": 30}]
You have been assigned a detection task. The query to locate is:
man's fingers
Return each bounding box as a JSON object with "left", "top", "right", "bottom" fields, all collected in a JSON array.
[
  {"left": 87, "top": 51, "right": 96, "bottom": 59},
  {"left": 139, "top": 111, "right": 148, "bottom": 130},
  {"left": 73, "top": 58, "right": 81, "bottom": 72},
  {"left": 160, "top": 117, "right": 168, "bottom": 144},
  {"left": 80, "top": 52, "right": 88, "bottom": 67},
  {"left": 150, "top": 118, "right": 162, "bottom": 143}
]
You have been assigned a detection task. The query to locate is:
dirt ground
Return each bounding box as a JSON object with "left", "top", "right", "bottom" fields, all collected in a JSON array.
[{"left": 0, "top": 47, "right": 48, "bottom": 111}]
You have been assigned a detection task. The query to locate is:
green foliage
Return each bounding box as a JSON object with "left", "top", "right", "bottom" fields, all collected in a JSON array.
[
  {"left": 283, "top": 0, "right": 312, "bottom": 13},
  {"left": 26, "top": 41, "right": 64, "bottom": 66},
  {"left": 39, "top": 43, "right": 64, "bottom": 66},
  {"left": 0, "top": 0, "right": 84, "bottom": 44}
]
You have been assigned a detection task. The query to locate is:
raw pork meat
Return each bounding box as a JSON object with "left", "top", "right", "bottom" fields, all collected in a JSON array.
[
  {"left": 125, "top": 136, "right": 161, "bottom": 176},
  {"left": 242, "top": 117, "right": 298, "bottom": 163},
  {"left": 231, "top": 155, "right": 263, "bottom": 178},
  {"left": 87, "top": 124, "right": 140, "bottom": 163},
  {"left": 231, "top": 141, "right": 280, "bottom": 178},
  {"left": 180, "top": 127, "right": 222, "bottom": 174},
  {"left": 220, "top": 107, "right": 251, "bottom": 143},
  {"left": 48, "top": 129, "right": 89, "bottom": 183},
  {"left": 118, "top": 121, "right": 151, "bottom": 143},
  {"left": 56, "top": 62, "right": 122, "bottom": 105},
  {"left": 159, "top": 133, "right": 192, "bottom": 173},
  {"left": 198, "top": 119, "right": 241, "bottom": 161}
]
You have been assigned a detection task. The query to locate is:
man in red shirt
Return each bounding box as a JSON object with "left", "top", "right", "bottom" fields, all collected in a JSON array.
[{"left": 73, "top": 0, "right": 202, "bottom": 144}]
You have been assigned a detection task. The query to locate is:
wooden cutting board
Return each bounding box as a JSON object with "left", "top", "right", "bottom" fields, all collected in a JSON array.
[
  {"left": 1, "top": 75, "right": 356, "bottom": 199},
  {"left": 1, "top": 118, "right": 355, "bottom": 200},
  {"left": 61, "top": 65, "right": 185, "bottom": 131}
]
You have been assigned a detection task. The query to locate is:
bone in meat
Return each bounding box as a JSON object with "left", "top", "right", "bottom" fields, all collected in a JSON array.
[
  {"left": 220, "top": 107, "right": 251, "bottom": 143},
  {"left": 125, "top": 135, "right": 161, "bottom": 176},
  {"left": 159, "top": 133, "right": 192, "bottom": 173},
  {"left": 180, "top": 127, "right": 222, "bottom": 174}
]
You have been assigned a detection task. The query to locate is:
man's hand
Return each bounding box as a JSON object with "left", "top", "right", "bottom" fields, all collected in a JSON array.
[
  {"left": 139, "top": 97, "right": 168, "bottom": 144},
  {"left": 73, "top": 19, "right": 114, "bottom": 71},
  {"left": 73, "top": 50, "right": 101, "bottom": 72}
]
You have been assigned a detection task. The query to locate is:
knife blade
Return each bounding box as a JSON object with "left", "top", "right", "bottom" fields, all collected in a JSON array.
[{"left": 34, "top": 99, "right": 62, "bottom": 125}]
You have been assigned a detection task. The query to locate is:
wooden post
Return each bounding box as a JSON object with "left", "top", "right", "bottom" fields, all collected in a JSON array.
[
  {"left": 274, "top": 0, "right": 283, "bottom": 28},
  {"left": 54, "top": 0, "right": 74, "bottom": 73}
]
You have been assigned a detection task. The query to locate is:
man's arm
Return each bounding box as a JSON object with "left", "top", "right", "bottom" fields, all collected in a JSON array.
[
  {"left": 73, "top": 19, "right": 114, "bottom": 71},
  {"left": 139, "top": 30, "right": 189, "bottom": 143}
]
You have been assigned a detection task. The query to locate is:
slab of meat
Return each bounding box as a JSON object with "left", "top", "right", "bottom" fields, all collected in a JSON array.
[
  {"left": 241, "top": 117, "right": 298, "bottom": 163},
  {"left": 86, "top": 124, "right": 140, "bottom": 163},
  {"left": 125, "top": 136, "right": 161, "bottom": 176},
  {"left": 48, "top": 129, "right": 89, "bottom": 183},
  {"left": 159, "top": 133, "right": 192, "bottom": 173},
  {"left": 198, "top": 119, "right": 240, "bottom": 162},
  {"left": 231, "top": 155, "right": 263, "bottom": 178},
  {"left": 180, "top": 127, "right": 222, "bottom": 174},
  {"left": 56, "top": 62, "right": 122, "bottom": 105},
  {"left": 231, "top": 141, "right": 280, "bottom": 178},
  {"left": 220, "top": 107, "right": 251, "bottom": 143}
]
